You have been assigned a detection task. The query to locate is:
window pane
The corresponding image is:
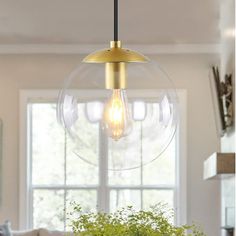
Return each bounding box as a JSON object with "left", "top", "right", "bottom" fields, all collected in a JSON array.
[
  {"left": 108, "top": 121, "right": 141, "bottom": 185},
  {"left": 66, "top": 150, "right": 99, "bottom": 185},
  {"left": 108, "top": 168, "right": 140, "bottom": 186},
  {"left": 140, "top": 103, "right": 175, "bottom": 172},
  {"left": 66, "top": 104, "right": 99, "bottom": 185},
  {"left": 110, "top": 189, "right": 141, "bottom": 212},
  {"left": 69, "top": 104, "right": 99, "bottom": 167},
  {"left": 143, "top": 190, "right": 174, "bottom": 210},
  {"left": 108, "top": 122, "right": 142, "bottom": 173},
  {"left": 33, "top": 189, "right": 65, "bottom": 230},
  {"left": 66, "top": 190, "right": 97, "bottom": 213},
  {"left": 66, "top": 190, "right": 97, "bottom": 230},
  {"left": 143, "top": 138, "right": 176, "bottom": 185},
  {"left": 32, "top": 104, "right": 65, "bottom": 185}
]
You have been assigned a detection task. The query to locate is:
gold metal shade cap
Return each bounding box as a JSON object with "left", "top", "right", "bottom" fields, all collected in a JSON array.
[{"left": 83, "top": 41, "right": 149, "bottom": 63}]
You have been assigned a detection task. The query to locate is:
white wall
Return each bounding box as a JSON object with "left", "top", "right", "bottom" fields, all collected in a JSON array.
[
  {"left": 0, "top": 53, "right": 220, "bottom": 235},
  {"left": 219, "top": 0, "right": 235, "bottom": 235},
  {"left": 155, "top": 55, "right": 221, "bottom": 236}
]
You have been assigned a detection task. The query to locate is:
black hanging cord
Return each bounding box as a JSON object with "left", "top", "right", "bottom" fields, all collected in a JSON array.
[{"left": 114, "top": 0, "right": 118, "bottom": 41}]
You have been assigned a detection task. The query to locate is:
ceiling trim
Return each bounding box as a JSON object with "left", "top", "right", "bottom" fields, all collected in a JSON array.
[{"left": 0, "top": 43, "right": 221, "bottom": 54}]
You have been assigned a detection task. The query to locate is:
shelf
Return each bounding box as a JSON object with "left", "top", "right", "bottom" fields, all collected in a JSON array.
[
  {"left": 221, "top": 226, "right": 234, "bottom": 236},
  {"left": 203, "top": 152, "right": 235, "bottom": 180}
]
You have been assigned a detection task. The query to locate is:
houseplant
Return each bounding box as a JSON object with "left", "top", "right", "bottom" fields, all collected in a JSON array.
[{"left": 69, "top": 204, "right": 205, "bottom": 236}]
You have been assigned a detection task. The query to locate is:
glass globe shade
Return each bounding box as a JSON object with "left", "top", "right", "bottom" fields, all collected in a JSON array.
[{"left": 57, "top": 60, "right": 179, "bottom": 170}]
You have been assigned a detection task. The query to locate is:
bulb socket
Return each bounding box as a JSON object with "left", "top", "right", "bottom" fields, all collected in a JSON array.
[{"left": 105, "top": 62, "right": 126, "bottom": 89}]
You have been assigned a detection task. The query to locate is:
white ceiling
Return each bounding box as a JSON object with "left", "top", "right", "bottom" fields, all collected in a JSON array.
[{"left": 0, "top": 0, "right": 220, "bottom": 45}]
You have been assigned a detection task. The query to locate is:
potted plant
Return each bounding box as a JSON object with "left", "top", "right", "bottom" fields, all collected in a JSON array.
[{"left": 69, "top": 204, "right": 205, "bottom": 236}]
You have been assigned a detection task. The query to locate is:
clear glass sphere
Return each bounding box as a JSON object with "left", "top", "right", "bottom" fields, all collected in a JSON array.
[{"left": 57, "top": 60, "right": 179, "bottom": 170}]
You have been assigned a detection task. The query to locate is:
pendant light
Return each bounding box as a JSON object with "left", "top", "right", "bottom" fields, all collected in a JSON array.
[
  {"left": 82, "top": 0, "right": 149, "bottom": 140},
  {"left": 57, "top": 0, "right": 179, "bottom": 170}
]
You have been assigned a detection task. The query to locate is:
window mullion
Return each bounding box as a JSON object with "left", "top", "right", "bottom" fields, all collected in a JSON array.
[
  {"left": 98, "top": 124, "right": 109, "bottom": 212},
  {"left": 28, "top": 104, "right": 33, "bottom": 229},
  {"left": 140, "top": 122, "right": 143, "bottom": 210},
  {"left": 63, "top": 130, "right": 67, "bottom": 231},
  {"left": 174, "top": 131, "right": 179, "bottom": 225}
]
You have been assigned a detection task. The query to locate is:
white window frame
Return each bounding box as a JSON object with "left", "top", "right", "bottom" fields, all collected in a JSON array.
[{"left": 19, "top": 89, "right": 187, "bottom": 230}]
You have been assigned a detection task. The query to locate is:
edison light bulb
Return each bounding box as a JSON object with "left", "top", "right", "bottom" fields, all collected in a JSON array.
[{"left": 103, "top": 89, "right": 132, "bottom": 140}]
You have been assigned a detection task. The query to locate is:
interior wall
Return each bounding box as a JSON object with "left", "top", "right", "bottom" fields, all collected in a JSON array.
[
  {"left": 0, "top": 53, "right": 220, "bottom": 236},
  {"left": 219, "top": 0, "right": 235, "bottom": 235}
]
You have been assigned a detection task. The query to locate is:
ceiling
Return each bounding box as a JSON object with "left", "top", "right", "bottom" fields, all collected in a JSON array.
[{"left": 0, "top": 0, "right": 220, "bottom": 45}]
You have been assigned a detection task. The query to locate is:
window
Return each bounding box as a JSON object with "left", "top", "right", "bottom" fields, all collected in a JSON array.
[{"left": 19, "top": 90, "right": 186, "bottom": 230}]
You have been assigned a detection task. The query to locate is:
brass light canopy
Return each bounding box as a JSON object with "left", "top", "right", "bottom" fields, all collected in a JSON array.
[
  {"left": 83, "top": 41, "right": 149, "bottom": 89},
  {"left": 83, "top": 41, "right": 149, "bottom": 63}
]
